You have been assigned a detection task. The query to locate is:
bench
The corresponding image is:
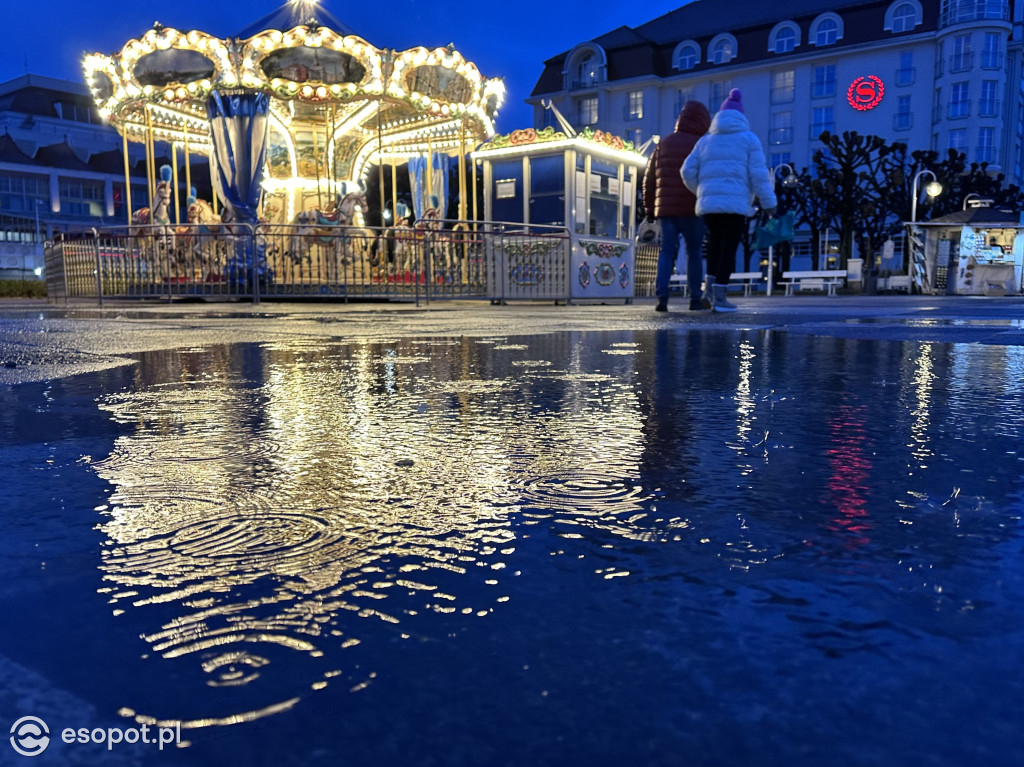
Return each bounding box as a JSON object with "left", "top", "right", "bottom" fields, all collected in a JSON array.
[
  {"left": 729, "top": 271, "right": 763, "bottom": 296},
  {"left": 881, "top": 275, "right": 912, "bottom": 293},
  {"left": 668, "top": 273, "right": 689, "bottom": 296},
  {"left": 780, "top": 270, "right": 846, "bottom": 297},
  {"left": 670, "top": 271, "right": 763, "bottom": 297}
]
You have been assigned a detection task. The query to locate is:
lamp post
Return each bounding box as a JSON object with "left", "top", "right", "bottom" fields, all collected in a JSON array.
[
  {"left": 766, "top": 163, "right": 796, "bottom": 296},
  {"left": 911, "top": 169, "right": 942, "bottom": 223}
]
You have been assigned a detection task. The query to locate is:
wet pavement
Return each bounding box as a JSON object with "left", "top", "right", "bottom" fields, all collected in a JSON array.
[
  {"left": 2, "top": 294, "right": 1024, "bottom": 385},
  {"left": 1, "top": 294, "right": 1023, "bottom": 767}
]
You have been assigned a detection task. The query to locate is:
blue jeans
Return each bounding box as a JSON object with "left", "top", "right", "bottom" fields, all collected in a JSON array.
[{"left": 655, "top": 216, "right": 705, "bottom": 301}]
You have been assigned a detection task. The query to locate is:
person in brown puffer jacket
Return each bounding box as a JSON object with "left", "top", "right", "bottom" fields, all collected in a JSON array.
[{"left": 643, "top": 100, "right": 712, "bottom": 311}]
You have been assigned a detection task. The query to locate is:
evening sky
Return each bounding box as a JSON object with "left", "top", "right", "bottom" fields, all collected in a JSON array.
[{"left": 0, "top": 0, "right": 691, "bottom": 134}]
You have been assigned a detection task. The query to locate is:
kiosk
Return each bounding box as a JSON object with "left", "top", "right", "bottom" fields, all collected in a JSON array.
[
  {"left": 907, "top": 205, "right": 1023, "bottom": 295},
  {"left": 473, "top": 125, "right": 648, "bottom": 302}
]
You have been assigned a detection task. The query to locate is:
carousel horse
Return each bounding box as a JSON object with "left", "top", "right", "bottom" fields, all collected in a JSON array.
[
  {"left": 131, "top": 165, "right": 175, "bottom": 251},
  {"left": 415, "top": 207, "right": 457, "bottom": 279},
  {"left": 185, "top": 195, "right": 232, "bottom": 279},
  {"left": 288, "top": 191, "right": 369, "bottom": 259}
]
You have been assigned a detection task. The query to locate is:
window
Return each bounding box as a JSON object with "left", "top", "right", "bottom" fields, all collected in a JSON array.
[
  {"left": 626, "top": 128, "right": 643, "bottom": 147},
  {"left": 771, "top": 23, "right": 799, "bottom": 54},
  {"left": 811, "top": 14, "right": 843, "bottom": 46},
  {"left": 948, "top": 128, "right": 967, "bottom": 154},
  {"left": 896, "top": 51, "right": 915, "bottom": 86},
  {"left": 0, "top": 173, "right": 48, "bottom": 214},
  {"left": 894, "top": 95, "right": 913, "bottom": 130},
  {"left": 710, "top": 82, "right": 731, "bottom": 110},
  {"left": 811, "top": 106, "right": 834, "bottom": 138},
  {"left": 812, "top": 65, "right": 837, "bottom": 98},
  {"left": 949, "top": 82, "right": 970, "bottom": 118},
  {"left": 770, "top": 151, "right": 792, "bottom": 167},
  {"left": 577, "top": 96, "right": 598, "bottom": 125},
  {"left": 888, "top": 1, "right": 920, "bottom": 32},
  {"left": 891, "top": 3, "right": 916, "bottom": 31},
  {"left": 528, "top": 155, "right": 565, "bottom": 227},
  {"left": 940, "top": 0, "right": 1009, "bottom": 26},
  {"left": 566, "top": 45, "right": 605, "bottom": 89},
  {"left": 674, "top": 88, "right": 696, "bottom": 114},
  {"left": 710, "top": 34, "right": 737, "bottom": 64},
  {"left": 950, "top": 35, "right": 972, "bottom": 72},
  {"left": 977, "top": 126, "right": 994, "bottom": 163},
  {"left": 576, "top": 55, "right": 599, "bottom": 87},
  {"left": 982, "top": 32, "right": 1002, "bottom": 68},
  {"left": 675, "top": 42, "right": 700, "bottom": 71},
  {"left": 627, "top": 90, "right": 643, "bottom": 120},
  {"left": 770, "top": 111, "right": 793, "bottom": 144},
  {"left": 58, "top": 179, "right": 104, "bottom": 218},
  {"left": 771, "top": 70, "right": 795, "bottom": 104},
  {"left": 979, "top": 80, "right": 998, "bottom": 116}
]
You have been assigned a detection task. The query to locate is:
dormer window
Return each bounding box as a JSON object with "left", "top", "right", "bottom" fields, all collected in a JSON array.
[
  {"left": 709, "top": 34, "right": 737, "bottom": 64},
  {"left": 811, "top": 14, "right": 843, "bottom": 46},
  {"left": 770, "top": 23, "right": 801, "bottom": 54},
  {"left": 674, "top": 41, "right": 701, "bottom": 71},
  {"left": 564, "top": 45, "right": 607, "bottom": 90},
  {"left": 887, "top": 1, "right": 922, "bottom": 32}
]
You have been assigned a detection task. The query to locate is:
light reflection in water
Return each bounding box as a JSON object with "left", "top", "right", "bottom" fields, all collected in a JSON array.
[
  {"left": 93, "top": 335, "right": 651, "bottom": 729},
  {"left": 81, "top": 329, "right": 1024, "bottom": 753}
]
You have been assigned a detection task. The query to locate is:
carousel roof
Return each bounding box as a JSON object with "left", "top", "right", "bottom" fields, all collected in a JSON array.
[
  {"left": 235, "top": 2, "right": 361, "bottom": 41},
  {"left": 82, "top": 1, "right": 504, "bottom": 184}
]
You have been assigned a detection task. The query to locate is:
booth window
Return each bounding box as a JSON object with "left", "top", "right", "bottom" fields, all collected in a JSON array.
[
  {"left": 589, "top": 158, "right": 619, "bottom": 238},
  {"left": 528, "top": 155, "right": 565, "bottom": 227},
  {"left": 492, "top": 159, "right": 523, "bottom": 223}
]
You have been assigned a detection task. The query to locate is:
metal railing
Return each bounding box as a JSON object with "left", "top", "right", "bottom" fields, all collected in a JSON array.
[{"left": 45, "top": 220, "right": 574, "bottom": 305}]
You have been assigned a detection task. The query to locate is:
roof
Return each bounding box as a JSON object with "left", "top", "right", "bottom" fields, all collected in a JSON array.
[
  {"left": 919, "top": 206, "right": 1023, "bottom": 226},
  {"left": 235, "top": 1, "right": 362, "bottom": 41},
  {"left": 531, "top": 0, "right": 892, "bottom": 95},
  {"left": 0, "top": 132, "right": 37, "bottom": 165},
  {"left": 633, "top": 0, "right": 872, "bottom": 45},
  {"left": 34, "top": 140, "right": 91, "bottom": 171}
]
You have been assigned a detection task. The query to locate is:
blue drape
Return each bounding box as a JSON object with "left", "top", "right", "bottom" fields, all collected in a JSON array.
[
  {"left": 206, "top": 91, "right": 270, "bottom": 225},
  {"left": 206, "top": 91, "right": 272, "bottom": 287},
  {"left": 408, "top": 153, "right": 449, "bottom": 219}
]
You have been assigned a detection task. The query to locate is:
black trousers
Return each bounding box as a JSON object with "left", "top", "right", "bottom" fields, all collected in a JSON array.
[{"left": 703, "top": 213, "right": 745, "bottom": 284}]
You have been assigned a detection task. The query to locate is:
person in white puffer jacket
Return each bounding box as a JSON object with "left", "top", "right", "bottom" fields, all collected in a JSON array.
[{"left": 682, "top": 88, "right": 776, "bottom": 312}]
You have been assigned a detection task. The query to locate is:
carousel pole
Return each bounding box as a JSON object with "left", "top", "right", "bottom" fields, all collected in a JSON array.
[
  {"left": 183, "top": 122, "right": 192, "bottom": 205},
  {"left": 391, "top": 153, "right": 398, "bottom": 226},
  {"left": 325, "top": 106, "right": 335, "bottom": 206},
  {"left": 313, "top": 121, "right": 322, "bottom": 211},
  {"left": 458, "top": 120, "right": 467, "bottom": 222},
  {"left": 426, "top": 136, "right": 434, "bottom": 210},
  {"left": 377, "top": 103, "right": 385, "bottom": 222},
  {"left": 171, "top": 142, "right": 180, "bottom": 224},
  {"left": 144, "top": 106, "right": 155, "bottom": 213},
  {"left": 122, "top": 130, "right": 133, "bottom": 224},
  {"left": 471, "top": 156, "right": 478, "bottom": 227}
]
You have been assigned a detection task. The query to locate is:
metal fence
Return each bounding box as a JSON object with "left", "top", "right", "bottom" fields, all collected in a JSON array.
[{"left": 45, "top": 221, "right": 573, "bottom": 305}]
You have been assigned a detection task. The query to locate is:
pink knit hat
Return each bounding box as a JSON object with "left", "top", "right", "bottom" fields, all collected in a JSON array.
[{"left": 720, "top": 88, "right": 744, "bottom": 113}]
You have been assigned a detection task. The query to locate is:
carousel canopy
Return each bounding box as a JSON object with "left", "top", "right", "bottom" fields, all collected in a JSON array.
[{"left": 82, "top": 0, "right": 505, "bottom": 191}]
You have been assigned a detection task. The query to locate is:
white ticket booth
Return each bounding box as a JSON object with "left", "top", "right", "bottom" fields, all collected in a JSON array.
[{"left": 473, "top": 127, "right": 647, "bottom": 301}]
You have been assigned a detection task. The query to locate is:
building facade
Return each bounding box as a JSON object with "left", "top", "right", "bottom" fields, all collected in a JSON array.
[
  {"left": 528, "top": 0, "right": 1024, "bottom": 183},
  {"left": 0, "top": 75, "right": 189, "bottom": 280}
]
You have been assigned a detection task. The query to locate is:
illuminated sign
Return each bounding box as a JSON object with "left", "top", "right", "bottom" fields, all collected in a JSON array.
[{"left": 847, "top": 76, "right": 884, "bottom": 111}]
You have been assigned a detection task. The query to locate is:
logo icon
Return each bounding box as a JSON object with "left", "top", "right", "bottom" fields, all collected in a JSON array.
[
  {"left": 10, "top": 716, "right": 50, "bottom": 757},
  {"left": 847, "top": 76, "right": 884, "bottom": 111}
]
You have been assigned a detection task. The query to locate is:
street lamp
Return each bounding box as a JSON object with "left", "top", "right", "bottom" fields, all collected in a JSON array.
[
  {"left": 766, "top": 163, "right": 796, "bottom": 296},
  {"left": 911, "top": 169, "right": 942, "bottom": 222}
]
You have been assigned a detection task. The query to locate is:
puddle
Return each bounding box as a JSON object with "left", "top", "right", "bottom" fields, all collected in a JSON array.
[{"left": 2, "top": 329, "right": 1023, "bottom": 766}]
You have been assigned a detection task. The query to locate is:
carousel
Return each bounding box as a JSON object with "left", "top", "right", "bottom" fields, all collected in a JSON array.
[{"left": 80, "top": 0, "right": 503, "bottom": 291}]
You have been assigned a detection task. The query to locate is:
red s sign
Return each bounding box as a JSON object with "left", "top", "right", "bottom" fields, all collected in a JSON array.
[{"left": 847, "top": 76, "right": 884, "bottom": 111}]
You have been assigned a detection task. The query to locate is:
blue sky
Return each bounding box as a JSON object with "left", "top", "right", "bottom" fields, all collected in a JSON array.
[{"left": 1, "top": 0, "right": 689, "bottom": 133}]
